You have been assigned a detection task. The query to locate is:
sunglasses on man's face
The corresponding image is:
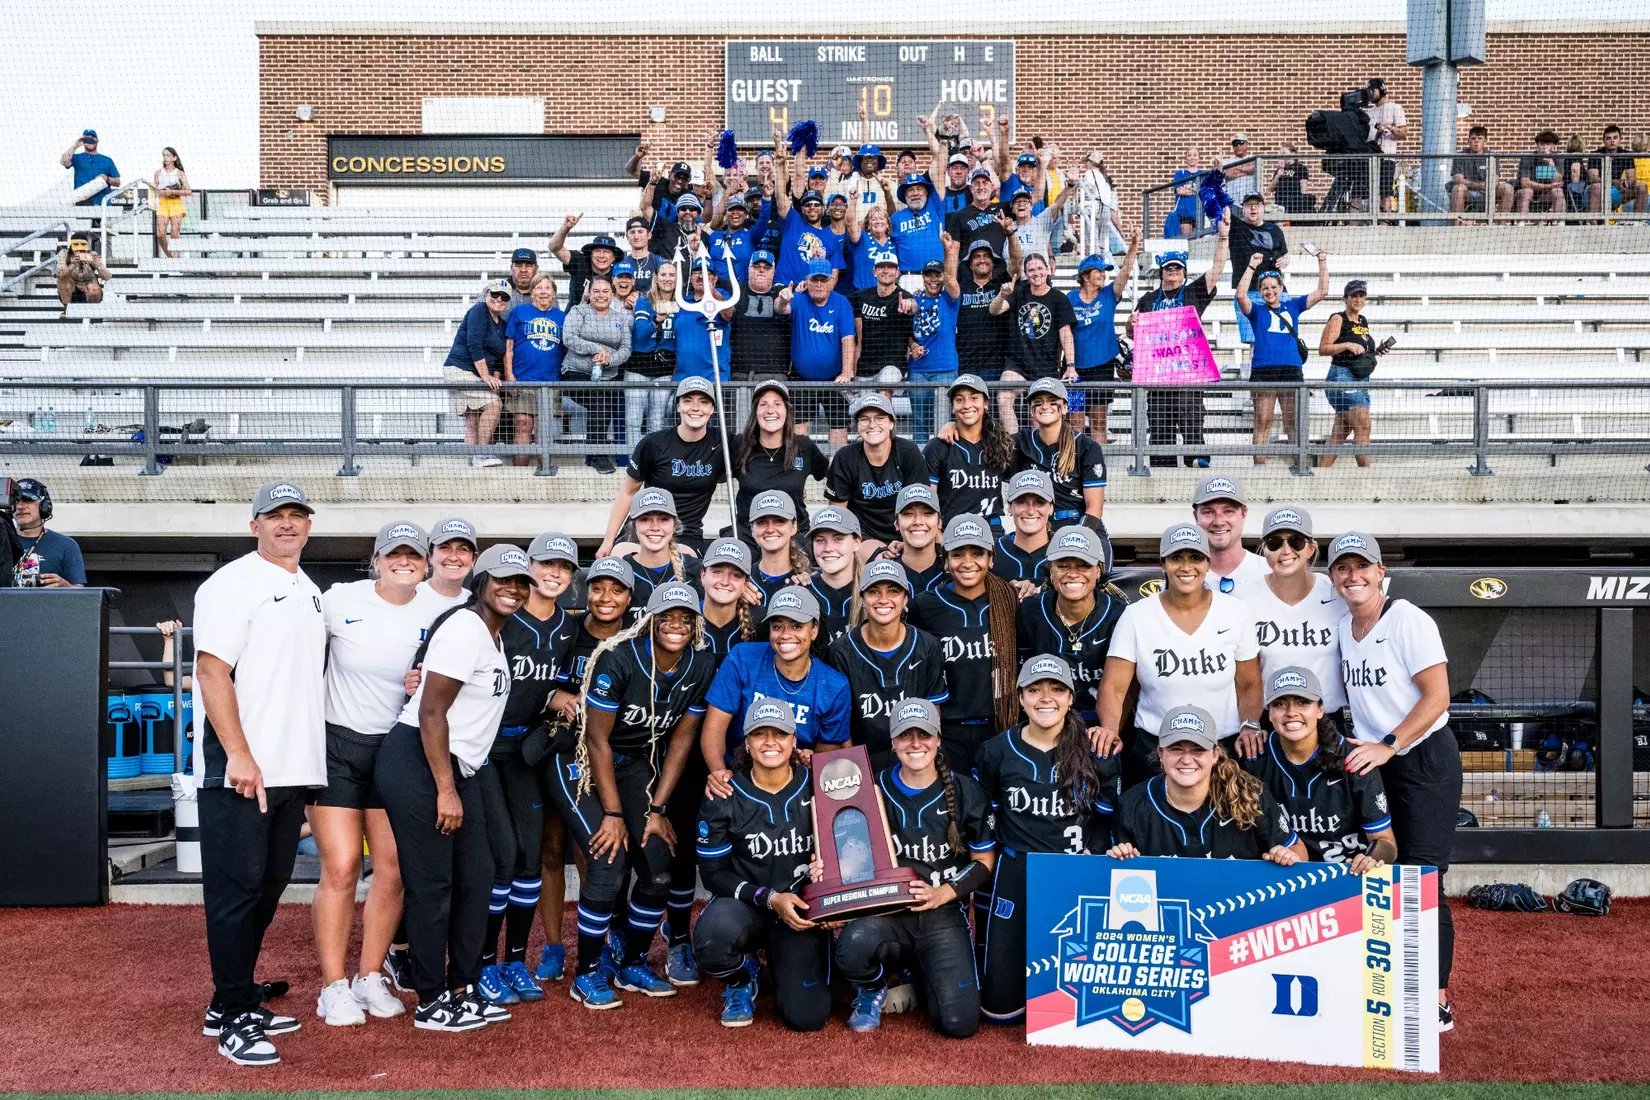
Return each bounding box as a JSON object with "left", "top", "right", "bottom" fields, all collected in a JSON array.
[{"left": 1263, "top": 532, "right": 1310, "bottom": 552}]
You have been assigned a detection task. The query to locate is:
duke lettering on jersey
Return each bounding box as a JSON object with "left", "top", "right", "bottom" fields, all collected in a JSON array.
[
  {"left": 671, "top": 458, "right": 717, "bottom": 479},
  {"left": 1343, "top": 659, "right": 1388, "bottom": 687},
  {"left": 1153, "top": 647, "right": 1229, "bottom": 677},
  {"left": 1256, "top": 620, "right": 1335, "bottom": 649},
  {"left": 857, "top": 693, "right": 902, "bottom": 721},
  {"left": 808, "top": 317, "right": 839, "bottom": 334},
  {"left": 858, "top": 479, "right": 902, "bottom": 500},
  {"left": 511, "top": 654, "right": 558, "bottom": 682},
  {"left": 942, "top": 634, "right": 994, "bottom": 662},
  {"left": 1006, "top": 784, "right": 1075, "bottom": 818},
  {"left": 894, "top": 832, "right": 953, "bottom": 871},
  {"left": 743, "top": 827, "right": 813, "bottom": 860}
]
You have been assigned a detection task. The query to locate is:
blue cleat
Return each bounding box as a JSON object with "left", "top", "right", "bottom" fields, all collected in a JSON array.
[
  {"left": 848, "top": 984, "right": 887, "bottom": 1032},
  {"left": 667, "top": 943, "right": 700, "bottom": 987},
  {"left": 613, "top": 961, "right": 676, "bottom": 997},
  {"left": 720, "top": 981, "right": 755, "bottom": 1027},
  {"left": 477, "top": 964, "right": 519, "bottom": 1005},
  {"left": 569, "top": 970, "right": 622, "bottom": 1010},
  {"left": 502, "top": 960, "right": 544, "bottom": 1002},
  {"left": 534, "top": 943, "right": 566, "bottom": 983}
]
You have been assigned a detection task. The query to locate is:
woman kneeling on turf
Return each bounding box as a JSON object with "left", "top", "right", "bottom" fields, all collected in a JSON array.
[
  {"left": 550, "top": 582, "right": 718, "bottom": 1009},
  {"left": 833, "top": 698, "right": 994, "bottom": 1037},
  {"left": 1244, "top": 666, "right": 1398, "bottom": 870},
  {"left": 694, "top": 699, "right": 830, "bottom": 1030},
  {"left": 1108, "top": 705, "right": 1309, "bottom": 863}
]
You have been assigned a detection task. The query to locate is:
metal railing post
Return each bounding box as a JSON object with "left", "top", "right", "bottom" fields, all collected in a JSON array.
[
  {"left": 535, "top": 384, "right": 558, "bottom": 476},
  {"left": 1292, "top": 380, "right": 1313, "bottom": 476},
  {"left": 1469, "top": 384, "right": 1494, "bottom": 476},
  {"left": 337, "top": 385, "right": 360, "bottom": 476},
  {"left": 1128, "top": 383, "right": 1150, "bottom": 476},
  {"left": 1368, "top": 156, "right": 1379, "bottom": 223},
  {"left": 172, "top": 629, "right": 187, "bottom": 774},
  {"left": 139, "top": 385, "right": 162, "bottom": 476}
]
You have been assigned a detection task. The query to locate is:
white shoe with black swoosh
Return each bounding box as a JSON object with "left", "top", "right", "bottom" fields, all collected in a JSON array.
[
  {"left": 413, "top": 988, "right": 488, "bottom": 1032},
  {"left": 216, "top": 1012, "right": 280, "bottom": 1066},
  {"left": 203, "top": 1004, "right": 300, "bottom": 1038}
]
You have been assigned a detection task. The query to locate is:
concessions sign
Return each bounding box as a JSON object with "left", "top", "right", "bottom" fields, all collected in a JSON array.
[{"left": 326, "top": 134, "right": 639, "bottom": 183}]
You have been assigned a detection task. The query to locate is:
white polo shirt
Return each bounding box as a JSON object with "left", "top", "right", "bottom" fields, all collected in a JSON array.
[
  {"left": 1246, "top": 573, "right": 1348, "bottom": 711},
  {"left": 1109, "top": 591, "right": 1259, "bottom": 738},
  {"left": 323, "top": 580, "right": 452, "bottom": 737},
  {"left": 396, "top": 607, "right": 510, "bottom": 776},
  {"left": 1206, "top": 551, "right": 1272, "bottom": 604},
  {"left": 1338, "top": 599, "right": 1450, "bottom": 751},
  {"left": 417, "top": 580, "right": 470, "bottom": 613},
  {"left": 192, "top": 551, "right": 326, "bottom": 788}
]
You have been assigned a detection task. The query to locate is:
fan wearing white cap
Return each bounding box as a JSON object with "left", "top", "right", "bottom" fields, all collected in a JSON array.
[
  {"left": 1007, "top": 377, "right": 1107, "bottom": 530},
  {"left": 1190, "top": 475, "right": 1271, "bottom": 601},
  {"left": 421, "top": 517, "right": 479, "bottom": 611},
  {"left": 1243, "top": 506, "right": 1348, "bottom": 739},
  {"left": 1243, "top": 666, "right": 1397, "bottom": 872},
  {"left": 700, "top": 585, "right": 853, "bottom": 794},
  {"left": 824, "top": 393, "right": 931, "bottom": 548},
  {"left": 975, "top": 655, "right": 1122, "bottom": 1022},
  {"left": 824, "top": 560, "right": 949, "bottom": 770},
  {"left": 833, "top": 697, "right": 995, "bottom": 1036},
  {"left": 803, "top": 506, "right": 865, "bottom": 646},
  {"left": 546, "top": 581, "right": 719, "bottom": 1009},
  {"left": 879, "top": 482, "right": 949, "bottom": 595},
  {"left": 192, "top": 481, "right": 325, "bottom": 1064},
  {"left": 1015, "top": 525, "right": 1125, "bottom": 726},
  {"left": 376, "top": 544, "right": 530, "bottom": 1034},
  {"left": 599, "top": 378, "right": 728, "bottom": 556},
  {"left": 1106, "top": 704, "right": 1306, "bottom": 864},
  {"left": 1328, "top": 531, "right": 1460, "bottom": 1031},
  {"left": 923, "top": 373, "right": 1016, "bottom": 528},
  {"left": 1097, "top": 523, "right": 1262, "bottom": 790}
]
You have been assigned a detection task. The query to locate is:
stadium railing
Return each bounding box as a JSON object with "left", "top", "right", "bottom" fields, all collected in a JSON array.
[{"left": 107, "top": 625, "right": 192, "bottom": 775}]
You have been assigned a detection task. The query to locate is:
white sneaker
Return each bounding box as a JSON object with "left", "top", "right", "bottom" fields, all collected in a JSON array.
[
  {"left": 479, "top": 455, "right": 504, "bottom": 468},
  {"left": 317, "top": 978, "right": 366, "bottom": 1026},
  {"left": 884, "top": 979, "right": 917, "bottom": 1014},
  {"left": 351, "top": 971, "right": 407, "bottom": 1019}
]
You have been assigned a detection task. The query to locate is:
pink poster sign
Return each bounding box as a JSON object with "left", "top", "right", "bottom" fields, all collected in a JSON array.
[{"left": 1131, "top": 305, "right": 1221, "bottom": 385}]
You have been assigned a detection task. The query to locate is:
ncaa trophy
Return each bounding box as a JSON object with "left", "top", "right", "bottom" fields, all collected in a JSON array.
[{"left": 802, "top": 745, "right": 917, "bottom": 919}]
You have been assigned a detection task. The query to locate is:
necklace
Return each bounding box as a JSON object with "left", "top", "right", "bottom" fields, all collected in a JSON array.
[{"left": 1057, "top": 599, "right": 1097, "bottom": 653}]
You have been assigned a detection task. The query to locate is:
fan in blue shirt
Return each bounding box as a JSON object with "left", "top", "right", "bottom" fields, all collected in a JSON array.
[
  {"left": 1236, "top": 247, "right": 1331, "bottom": 377},
  {"left": 62, "top": 131, "right": 120, "bottom": 204},
  {"left": 708, "top": 192, "right": 771, "bottom": 285},
  {"left": 787, "top": 263, "right": 856, "bottom": 382},
  {"left": 674, "top": 268, "right": 736, "bottom": 382},
  {"left": 505, "top": 292, "right": 567, "bottom": 383},
  {"left": 775, "top": 191, "right": 844, "bottom": 285},
  {"left": 845, "top": 200, "right": 899, "bottom": 293},
  {"left": 892, "top": 175, "right": 945, "bottom": 273},
  {"left": 907, "top": 235, "right": 964, "bottom": 439}
]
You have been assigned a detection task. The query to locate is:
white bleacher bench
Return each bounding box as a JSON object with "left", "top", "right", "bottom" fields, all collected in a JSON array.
[
  {"left": 161, "top": 235, "right": 582, "bottom": 257},
  {"left": 67, "top": 301, "right": 470, "bottom": 325},
  {"left": 135, "top": 257, "right": 523, "bottom": 277},
  {"left": 103, "top": 276, "right": 491, "bottom": 300},
  {"left": 1143, "top": 249, "right": 1650, "bottom": 278},
  {"left": 24, "top": 326, "right": 454, "bottom": 361},
  {"left": 11, "top": 361, "right": 447, "bottom": 383}
]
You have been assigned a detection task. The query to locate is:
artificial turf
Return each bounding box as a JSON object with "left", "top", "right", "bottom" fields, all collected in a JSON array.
[{"left": 8, "top": 1089, "right": 1650, "bottom": 1099}]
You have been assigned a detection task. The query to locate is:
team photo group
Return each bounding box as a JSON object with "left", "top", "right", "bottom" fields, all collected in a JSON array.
[{"left": 196, "top": 375, "right": 1461, "bottom": 1064}]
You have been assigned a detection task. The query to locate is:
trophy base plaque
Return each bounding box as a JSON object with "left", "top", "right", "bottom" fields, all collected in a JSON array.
[{"left": 803, "top": 872, "right": 920, "bottom": 920}]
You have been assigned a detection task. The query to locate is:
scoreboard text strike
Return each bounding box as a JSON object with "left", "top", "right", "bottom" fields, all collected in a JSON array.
[{"left": 724, "top": 40, "right": 1015, "bottom": 147}]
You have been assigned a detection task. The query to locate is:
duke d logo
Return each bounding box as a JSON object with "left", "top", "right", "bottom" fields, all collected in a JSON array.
[{"left": 1053, "top": 869, "right": 1210, "bottom": 1034}]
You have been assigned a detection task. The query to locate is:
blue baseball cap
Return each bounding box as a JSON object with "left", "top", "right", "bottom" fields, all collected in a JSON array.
[
  {"left": 897, "top": 173, "right": 931, "bottom": 202},
  {"left": 1007, "top": 186, "right": 1033, "bottom": 205},
  {"left": 969, "top": 167, "right": 993, "bottom": 182},
  {"left": 854, "top": 143, "right": 886, "bottom": 173},
  {"left": 1017, "top": 152, "right": 1040, "bottom": 166},
  {"left": 511, "top": 247, "right": 538, "bottom": 264},
  {"left": 81, "top": 129, "right": 98, "bottom": 141},
  {"left": 827, "top": 192, "right": 849, "bottom": 205},
  {"left": 808, "top": 165, "right": 829, "bottom": 179},
  {"left": 800, "top": 189, "right": 825, "bottom": 206},
  {"left": 806, "top": 258, "right": 834, "bottom": 279},
  {"left": 612, "top": 259, "right": 636, "bottom": 277},
  {"left": 750, "top": 249, "right": 776, "bottom": 267},
  {"left": 1077, "top": 254, "right": 1115, "bottom": 275},
  {"left": 1156, "top": 251, "right": 1189, "bottom": 271}
]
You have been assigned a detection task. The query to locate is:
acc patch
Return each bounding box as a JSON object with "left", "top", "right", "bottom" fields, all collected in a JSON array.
[{"left": 698, "top": 820, "right": 710, "bottom": 839}]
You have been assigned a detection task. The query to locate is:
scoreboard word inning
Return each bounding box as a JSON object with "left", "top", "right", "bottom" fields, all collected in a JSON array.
[{"left": 724, "top": 40, "right": 1016, "bottom": 148}]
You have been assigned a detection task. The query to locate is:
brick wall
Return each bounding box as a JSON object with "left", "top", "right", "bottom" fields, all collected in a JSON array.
[{"left": 259, "top": 31, "right": 1650, "bottom": 215}]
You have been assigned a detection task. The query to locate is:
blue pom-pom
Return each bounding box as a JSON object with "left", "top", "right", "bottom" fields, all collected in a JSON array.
[
  {"left": 1199, "top": 169, "right": 1235, "bottom": 224},
  {"left": 788, "top": 120, "right": 819, "bottom": 158},
  {"left": 716, "top": 130, "right": 739, "bottom": 171}
]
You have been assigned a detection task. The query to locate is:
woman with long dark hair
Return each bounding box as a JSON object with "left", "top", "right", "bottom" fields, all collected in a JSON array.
[
  {"left": 924, "top": 374, "right": 1016, "bottom": 528},
  {"left": 152, "top": 146, "right": 190, "bottom": 257},
  {"left": 1009, "top": 378, "right": 1106, "bottom": 530},
  {"left": 734, "top": 380, "right": 828, "bottom": 541}
]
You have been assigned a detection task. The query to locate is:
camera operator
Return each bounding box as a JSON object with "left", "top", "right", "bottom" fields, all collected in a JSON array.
[
  {"left": 11, "top": 478, "right": 85, "bottom": 587},
  {"left": 1363, "top": 78, "right": 1407, "bottom": 213}
]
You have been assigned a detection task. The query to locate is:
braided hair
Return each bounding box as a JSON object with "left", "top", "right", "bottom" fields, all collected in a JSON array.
[
  {"left": 1311, "top": 714, "right": 1349, "bottom": 776},
  {"left": 1209, "top": 747, "right": 1265, "bottom": 830},
  {"left": 931, "top": 751, "right": 965, "bottom": 859},
  {"left": 624, "top": 513, "right": 688, "bottom": 584},
  {"left": 984, "top": 570, "right": 1021, "bottom": 733}
]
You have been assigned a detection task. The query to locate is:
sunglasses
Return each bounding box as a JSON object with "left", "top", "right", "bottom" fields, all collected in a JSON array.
[
  {"left": 1263, "top": 532, "right": 1310, "bottom": 552},
  {"left": 487, "top": 292, "right": 510, "bottom": 301}
]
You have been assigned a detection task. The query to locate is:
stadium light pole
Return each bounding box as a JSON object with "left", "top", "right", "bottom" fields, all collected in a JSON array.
[{"left": 1409, "top": 0, "right": 1485, "bottom": 222}]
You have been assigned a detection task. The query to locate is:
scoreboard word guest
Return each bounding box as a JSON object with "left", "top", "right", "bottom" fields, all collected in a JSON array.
[
  {"left": 724, "top": 40, "right": 1015, "bottom": 147},
  {"left": 1026, "top": 855, "right": 1440, "bottom": 1073}
]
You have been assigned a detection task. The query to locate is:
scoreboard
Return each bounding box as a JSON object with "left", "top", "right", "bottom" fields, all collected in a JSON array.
[{"left": 724, "top": 40, "right": 1015, "bottom": 149}]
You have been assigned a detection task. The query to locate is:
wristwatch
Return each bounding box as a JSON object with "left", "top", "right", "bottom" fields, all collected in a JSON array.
[
  {"left": 1240, "top": 719, "right": 1263, "bottom": 733},
  {"left": 1380, "top": 733, "right": 1399, "bottom": 747},
  {"left": 649, "top": 803, "right": 668, "bottom": 816}
]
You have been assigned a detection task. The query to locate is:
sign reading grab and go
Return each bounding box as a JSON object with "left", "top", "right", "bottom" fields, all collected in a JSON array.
[
  {"left": 724, "top": 41, "right": 1014, "bottom": 147},
  {"left": 1026, "top": 855, "right": 1439, "bottom": 1073}
]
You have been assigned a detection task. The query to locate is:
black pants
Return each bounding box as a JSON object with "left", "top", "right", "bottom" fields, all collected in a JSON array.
[
  {"left": 693, "top": 896, "right": 831, "bottom": 1032},
  {"left": 940, "top": 718, "right": 995, "bottom": 775},
  {"left": 376, "top": 722, "right": 491, "bottom": 1003},
  {"left": 200, "top": 783, "right": 307, "bottom": 1017},
  {"left": 978, "top": 847, "right": 1028, "bottom": 1022},
  {"left": 478, "top": 747, "right": 547, "bottom": 963},
  {"left": 1147, "top": 388, "right": 1207, "bottom": 467},
  {"left": 545, "top": 750, "right": 672, "bottom": 973},
  {"left": 1379, "top": 726, "right": 1462, "bottom": 989},
  {"left": 836, "top": 903, "right": 980, "bottom": 1038},
  {"left": 665, "top": 754, "right": 709, "bottom": 946},
  {"left": 564, "top": 375, "right": 613, "bottom": 447}
]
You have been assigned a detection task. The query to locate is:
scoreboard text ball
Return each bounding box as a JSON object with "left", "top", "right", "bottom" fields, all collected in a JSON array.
[{"left": 724, "top": 40, "right": 1015, "bottom": 148}]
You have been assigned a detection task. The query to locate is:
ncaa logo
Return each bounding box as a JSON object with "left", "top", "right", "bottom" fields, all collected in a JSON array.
[
  {"left": 595, "top": 674, "right": 613, "bottom": 694},
  {"left": 1116, "top": 875, "right": 1153, "bottom": 913},
  {"left": 1470, "top": 577, "right": 1508, "bottom": 600}
]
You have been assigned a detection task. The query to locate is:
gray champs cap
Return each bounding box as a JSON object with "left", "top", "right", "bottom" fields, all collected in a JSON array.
[
  {"left": 889, "top": 697, "right": 942, "bottom": 738},
  {"left": 471, "top": 543, "right": 533, "bottom": 581},
  {"left": 1159, "top": 522, "right": 1211, "bottom": 559},
  {"left": 948, "top": 373, "right": 990, "bottom": 399},
  {"left": 1327, "top": 531, "right": 1383, "bottom": 567},
  {"left": 858, "top": 558, "right": 912, "bottom": 594},
  {"left": 941, "top": 514, "right": 995, "bottom": 553},
  {"left": 646, "top": 580, "right": 702, "bottom": 617},
  {"left": 1192, "top": 474, "right": 1246, "bottom": 507},
  {"left": 1017, "top": 653, "right": 1075, "bottom": 691},
  {"left": 1004, "top": 469, "right": 1055, "bottom": 503},
  {"left": 431, "top": 516, "right": 478, "bottom": 549},
  {"left": 251, "top": 480, "right": 313, "bottom": 518},
  {"left": 586, "top": 556, "right": 636, "bottom": 589},
  {"left": 851, "top": 392, "right": 896, "bottom": 421},
  {"left": 527, "top": 531, "right": 579, "bottom": 565},
  {"left": 701, "top": 537, "right": 753, "bottom": 574},
  {"left": 674, "top": 376, "right": 716, "bottom": 404},
  {"left": 764, "top": 585, "right": 821, "bottom": 625},
  {"left": 895, "top": 483, "right": 940, "bottom": 514},
  {"left": 1158, "top": 705, "right": 1219, "bottom": 751},
  {"left": 629, "top": 486, "right": 679, "bottom": 520},
  {"left": 1048, "top": 525, "right": 1102, "bottom": 565},
  {"left": 1262, "top": 506, "right": 1314, "bottom": 539},
  {"left": 1026, "top": 377, "right": 1069, "bottom": 403},
  {"left": 749, "top": 490, "right": 797, "bottom": 523},
  {"left": 810, "top": 506, "right": 862, "bottom": 537},
  {"left": 1265, "top": 665, "right": 1324, "bottom": 707},
  {"left": 745, "top": 697, "right": 798, "bottom": 737},
  {"left": 374, "top": 520, "right": 428, "bottom": 557}
]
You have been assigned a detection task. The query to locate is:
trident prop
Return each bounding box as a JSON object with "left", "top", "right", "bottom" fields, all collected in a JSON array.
[{"left": 673, "top": 240, "right": 742, "bottom": 537}]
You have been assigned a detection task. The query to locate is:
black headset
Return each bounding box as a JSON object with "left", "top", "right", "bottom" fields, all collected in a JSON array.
[{"left": 15, "top": 478, "right": 51, "bottom": 521}]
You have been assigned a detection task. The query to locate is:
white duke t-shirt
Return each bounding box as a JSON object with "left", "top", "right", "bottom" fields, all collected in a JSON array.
[
  {"left": 1246, "top": 573, "right": 1348, "bottom": 711},
  {"left": 1338, "top": 599, "right": 1449, "bottom": 751},
  {"left": 324, "top": 580, "right": 453, "bottom": 736},
  {"left": 192, "top": 551, "right": 326, "bottom": 788},
  {"left": 396, "top": 608, "right": 510, "bottom": 776},
  {"left": 1109, "top": 591, "right": 1260, "bottom": 738}
]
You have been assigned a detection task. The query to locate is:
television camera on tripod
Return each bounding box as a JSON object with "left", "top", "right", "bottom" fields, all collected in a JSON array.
[{"left": 1306, "top": 87, "right": 1381, "bottom": 213}]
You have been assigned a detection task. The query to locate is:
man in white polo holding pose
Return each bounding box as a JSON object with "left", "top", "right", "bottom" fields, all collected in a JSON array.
[{"left": 193, "top": 481, "right": 327, "bottom": 1066}]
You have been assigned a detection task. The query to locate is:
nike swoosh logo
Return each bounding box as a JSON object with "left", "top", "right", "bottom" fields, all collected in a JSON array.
[
  {"left": 344, "top": 618, "right": 363, "bottom": 624},
  {"left": 909, "top": 661, "right": 922, "bottom": 668},
  {"left": 1320, "top": 597, "right": 1338, "bottom": 604},
  {"left": 1216, "top": 628, "right": 1230, "bottom": 634},
  {"left": 802, "top": 981, "right": 819, "bottom": 988},
  {"left": 1327, "top": 779, "right": 1342, "bottom": 786},
  {"left": 273, "top": 595, "right": 288, "bottom": 602},
  {"left": 1375, "top": 637, "right": 1386, "bottom": 644}
]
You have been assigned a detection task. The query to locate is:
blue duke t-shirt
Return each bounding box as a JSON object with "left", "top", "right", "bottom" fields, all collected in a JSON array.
[
  {"left": 704, "top": 642, "right": 852, "bottom": 756},
  {"left": 909, "top": 288, "right": 960, "bottom": 374},
  {"left": 789, "top": 291, "right": 856, "bottom": 380},
  {"left": 505, "top": 304, "right": 567, "bottom": 381},
  {"left": 891, "top": 205, "right": 944, "bottom": 272},
  {"left": 777, "top": 208, "right": 845, "bottom": 285},
  {"left": 1250, "top": 294, "right": 1310, "bottom": 369},
  {"left": 1069, "top": 285, "right": 1121, "bottom": 368}
]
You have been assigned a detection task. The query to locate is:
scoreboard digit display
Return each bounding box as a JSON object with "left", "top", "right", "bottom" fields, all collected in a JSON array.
[{"left": 725, "top": 40, "right": 1015, "bottom": 149}]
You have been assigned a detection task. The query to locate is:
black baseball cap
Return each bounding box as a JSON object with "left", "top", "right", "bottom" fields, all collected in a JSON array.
[
  {"left": 511, "top": 247, "right": 538, "bottom": 264},
  {"left": 625, "top": 215, "right": 650, "bottom": 231}
]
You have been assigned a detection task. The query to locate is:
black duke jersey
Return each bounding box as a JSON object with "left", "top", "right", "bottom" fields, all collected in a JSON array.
[
  {"left": 696, "top": 767, "right": 816, "bottom": 903},
  {"left": 877, "top": 766, "right": 995, "bottom": 886},
  {"left": 1016, "top": 589, "right": 1125, "bottom": 718},
  {"left": 974, "top": 727, "right": 1121, "bottom": 855},
  {"left": 585, "top": 636, "right": 717, "bottom": 757},
  {"left": 499, "top": 606, "right": 579, "bottom": 731},
  {"left": 804, "top": 574, "right": 856, "bottom": 647},
  {"left": 826, "top": 628, "right": 949, "bottom": 763},
  {"left": 908, "top": 585, "right": 996, "bottom": 724},
  {"left": 1115, "top": 776, "right": 1299, "bottom": 860},
  {"left": 1242, "top": 733, "right": 1392, "bottom": 863}
]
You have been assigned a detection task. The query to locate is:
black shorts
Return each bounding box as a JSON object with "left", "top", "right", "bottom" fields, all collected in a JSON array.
[
  {"left": 1075, "top": 359, "right": 1121, "bottom": 404},
  {"left": 794, "top": 386, "right": 851, "bottom": 430},
  {"left": 1250, "top": 365, "right": 1304, "bottom": 385},
  {"left": 312, "top": 723, "right": 384, "bottom": 810}
]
